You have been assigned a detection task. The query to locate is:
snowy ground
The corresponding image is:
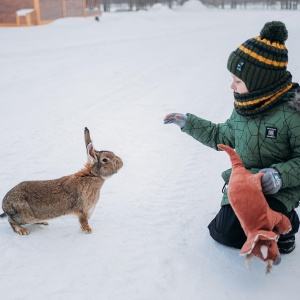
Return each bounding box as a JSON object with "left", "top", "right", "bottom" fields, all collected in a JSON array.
[{"left": 0, "top": 1, "right": 300, "bottom": 299}]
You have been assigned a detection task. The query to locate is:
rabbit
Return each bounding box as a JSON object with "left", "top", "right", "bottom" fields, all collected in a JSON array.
[
  {"left": 217, "top": 144, "right": 291, "bottom": 274},
  {"left": 0, "top": 127, "right": 123, "bottom": 235}
]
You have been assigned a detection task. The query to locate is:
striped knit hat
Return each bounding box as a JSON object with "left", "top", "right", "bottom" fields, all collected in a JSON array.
[
  {"left": 227, "top": 21, "right": 293, "bottom": 116},
  {"left": 227, "top": 21, "right": 289, "bottom": 92}
]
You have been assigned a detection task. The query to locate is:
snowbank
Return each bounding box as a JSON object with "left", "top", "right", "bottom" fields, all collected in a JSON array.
[{"left": 179, "top": 0, "right": 209, "bottom": 11}]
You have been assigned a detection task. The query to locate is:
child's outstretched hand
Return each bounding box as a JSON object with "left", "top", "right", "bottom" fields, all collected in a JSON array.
[{"left": 164, "top": 113, "right": 187, "bottom": 129}]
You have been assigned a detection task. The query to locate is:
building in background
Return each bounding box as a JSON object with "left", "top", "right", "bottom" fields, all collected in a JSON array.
[{"left": 0, "top": 0, "right": 101, "bottom": 26}]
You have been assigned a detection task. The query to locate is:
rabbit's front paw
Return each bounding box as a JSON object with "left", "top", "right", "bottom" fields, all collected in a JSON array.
[
  {"left": 79, "top": 215, "right": 92, "bottom": 234},
  {"left": 81, "top": 225, "right": 92, "bottom": 234}
]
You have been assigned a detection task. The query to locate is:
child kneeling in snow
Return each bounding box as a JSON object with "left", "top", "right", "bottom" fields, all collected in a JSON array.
[{"left": 164, "top": 21, "right": 300, "bottom": 254}]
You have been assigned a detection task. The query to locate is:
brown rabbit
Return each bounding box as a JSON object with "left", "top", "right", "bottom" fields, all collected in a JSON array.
[{"left": 0, "top": 127, "right": 123, "bottom": 235}]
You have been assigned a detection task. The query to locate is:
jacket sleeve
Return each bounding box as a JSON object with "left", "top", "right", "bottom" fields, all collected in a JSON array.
[
  {"left": 181, "top": 112, "right": 235, "bottom": 150},
  {"left": 271, "top": 112, "right": 300, "bottom": 189}
]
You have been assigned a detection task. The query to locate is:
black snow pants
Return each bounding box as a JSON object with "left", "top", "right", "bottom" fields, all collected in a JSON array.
[{"left": 208, "top": 196, "right": 299, "bottom": 250}]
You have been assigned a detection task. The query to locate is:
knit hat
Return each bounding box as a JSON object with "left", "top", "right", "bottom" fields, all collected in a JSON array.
[
  {"left": 227, "top": 21, "right": 293, "bottom": 117},
  {"left": 227, "top": 21, "right": 289, "bottom": 92}
]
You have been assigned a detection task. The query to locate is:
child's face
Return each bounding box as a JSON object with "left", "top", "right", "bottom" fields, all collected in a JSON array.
[{"left": 230, "top": 74, "right": 249, "bottom": 94}]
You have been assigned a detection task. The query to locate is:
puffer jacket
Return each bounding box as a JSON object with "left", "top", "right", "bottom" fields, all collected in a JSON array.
[{"left": 182, "top": 84, "right": 300, "bottom": 212}]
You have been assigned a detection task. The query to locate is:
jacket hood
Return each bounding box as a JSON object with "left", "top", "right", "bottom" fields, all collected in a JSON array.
[{"left": 288, "top": 83, "right": 300, "bottom": 111}]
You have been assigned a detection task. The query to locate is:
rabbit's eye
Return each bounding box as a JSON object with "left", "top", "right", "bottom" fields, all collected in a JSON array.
[{"left": 102, "top": 158, "right": 109, "bottom": 163}]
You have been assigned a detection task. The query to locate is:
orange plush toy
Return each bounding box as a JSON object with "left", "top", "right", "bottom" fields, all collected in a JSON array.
[{"left": 218, "top": 144, "right": 292, "bottom": 274}]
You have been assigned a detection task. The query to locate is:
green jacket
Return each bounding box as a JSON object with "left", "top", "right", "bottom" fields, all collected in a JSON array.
[{"left": 182, "top": 89, "right": 300, "bottom": 212}]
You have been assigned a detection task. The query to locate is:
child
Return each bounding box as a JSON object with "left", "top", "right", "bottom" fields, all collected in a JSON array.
[{"left": 164, "top": 21, "right": 300, "bottom": 254}]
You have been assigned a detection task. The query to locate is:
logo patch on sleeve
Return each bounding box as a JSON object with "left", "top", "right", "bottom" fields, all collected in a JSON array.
[{"left": 266, "top": 127, "right": 277, "bottom": 139}]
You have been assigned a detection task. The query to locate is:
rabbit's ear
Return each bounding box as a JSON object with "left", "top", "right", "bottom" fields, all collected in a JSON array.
[
  {"left": 84, "top": 127, "right": 97, "bottom": 163},
  {"left": 84, "top": 127, "right": 92, "bottom": 147},
  {"left": 86, "top": 142, "right": 98, "bottom": 163}
]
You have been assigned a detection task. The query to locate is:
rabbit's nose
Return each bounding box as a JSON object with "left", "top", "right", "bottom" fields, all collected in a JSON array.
[
  {"left": 117, "top": 158, "right": 123, "bottom": 169},
  {"left": 119, "top": 160, "right": 123, "bottom": 168}
]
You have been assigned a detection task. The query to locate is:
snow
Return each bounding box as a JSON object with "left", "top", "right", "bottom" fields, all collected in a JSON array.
[{"left": 0, "top": 2, "right": 300, "bottom": 299}]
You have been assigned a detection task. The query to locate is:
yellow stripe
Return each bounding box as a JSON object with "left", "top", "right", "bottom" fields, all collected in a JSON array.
[
  {"left": 239, "top": 45, "right": 288, "bottom": 67},
  {"left": 254, "top": 36, "right": 286, "bottom": 50},
  {"left": 235, "top": 84, "right": 292, "bottom": 107}
]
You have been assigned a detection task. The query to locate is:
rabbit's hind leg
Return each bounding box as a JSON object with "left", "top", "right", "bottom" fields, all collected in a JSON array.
[
  {"left": 35, "top": 222, "right": 48, "bottom": 226},
  {"left": 7, "top": 216, "right": 29, "bottom": 235}
]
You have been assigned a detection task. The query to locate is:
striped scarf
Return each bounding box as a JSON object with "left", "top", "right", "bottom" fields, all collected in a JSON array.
[{"left": 234, "top": 72, "right": 293, "bottom": 117}]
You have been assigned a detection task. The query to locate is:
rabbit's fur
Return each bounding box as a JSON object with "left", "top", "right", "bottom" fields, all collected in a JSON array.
[{"left": 1, "top": 127, "right": 123, "bottom": 235}]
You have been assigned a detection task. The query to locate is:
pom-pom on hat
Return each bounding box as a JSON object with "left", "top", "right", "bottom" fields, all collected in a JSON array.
[{"left": 227, "top": 21, "right": 289, "bottom": 92}]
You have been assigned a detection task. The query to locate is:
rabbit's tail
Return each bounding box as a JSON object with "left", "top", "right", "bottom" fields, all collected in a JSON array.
[{"left": 0, "top": 212, "right": 7, "bottom": 218}]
